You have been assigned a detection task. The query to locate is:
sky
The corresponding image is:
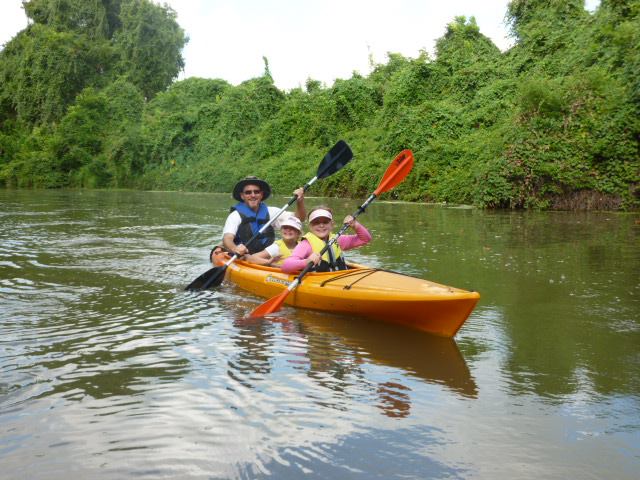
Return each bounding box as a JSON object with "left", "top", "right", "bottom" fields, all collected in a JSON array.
[{"left": 0, "top": 0, "right": 600, "bottom": 91}]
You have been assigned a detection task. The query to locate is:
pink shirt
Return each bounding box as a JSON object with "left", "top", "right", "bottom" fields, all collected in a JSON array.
[{"left": 281, "top": 222, "right": 372, "bottom": 273}]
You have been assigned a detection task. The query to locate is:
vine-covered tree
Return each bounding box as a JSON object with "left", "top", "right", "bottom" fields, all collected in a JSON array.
[
  {"left": 0, "top": 0, "right": 186, "bottom": 126},
  {"left": 22, "top": 0, "right": 121, "bottom": 39},
  {"left": 113, "top": 0, "right": 187, "bottom": 99},
  {"left": 0, "top": 0, "right": 187, "bottom": 188}
]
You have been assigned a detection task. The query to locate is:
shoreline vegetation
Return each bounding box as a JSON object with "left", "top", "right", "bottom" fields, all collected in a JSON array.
[{"left": 1, "top": 0, "right": 638, "bottom": 211}]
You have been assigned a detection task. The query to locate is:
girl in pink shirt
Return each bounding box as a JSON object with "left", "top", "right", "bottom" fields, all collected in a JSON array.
[{"left": 281, "top": 206, "right": 372, "bottom": 273}]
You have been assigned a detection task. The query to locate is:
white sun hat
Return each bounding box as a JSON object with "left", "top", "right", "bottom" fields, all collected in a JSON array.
[
  {"left": 280, "top": 215, "right": 303, "bottom": 232},
  {"left": 308, "top": 209, "right": 333, "bottom": 222}
]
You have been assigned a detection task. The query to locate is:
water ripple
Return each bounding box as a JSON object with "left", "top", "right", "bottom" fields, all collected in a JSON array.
[{"left": 2, "top": 190, "right": 638, "bottom": 480}]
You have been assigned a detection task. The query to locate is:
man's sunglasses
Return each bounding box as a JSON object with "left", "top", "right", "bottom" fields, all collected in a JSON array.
[{"left": 242, "top": 189, "right": 262, "bottom": 195}]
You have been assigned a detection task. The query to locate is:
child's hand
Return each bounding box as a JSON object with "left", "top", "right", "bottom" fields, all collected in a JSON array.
[
  {"left": 269, "top": 255, "right": 282, "bottom": 265},
  {"left": 308, "top": 252, "right": 321, "bottom": 266}
]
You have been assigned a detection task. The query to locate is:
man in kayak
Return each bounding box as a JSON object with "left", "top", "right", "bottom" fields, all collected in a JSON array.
[
  {"left": 222, "top": 176, "right": 306, "bottom": 256},
  {"left": 245, "top": 214, "right": 303, "bottom": 266},
  {"left": 281, "top": 206, "right": 371, "bottom": 273}
]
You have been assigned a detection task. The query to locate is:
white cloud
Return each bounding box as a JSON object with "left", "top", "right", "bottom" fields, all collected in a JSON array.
[
  {"left": 1, "top": 0, "right": 515, "bottom": 90},
  {"left": 163, "top": 0, "right": 515, "bottom": 90},
  {"left": 0, "top": 1, "right": 29, "bottom": 47}
]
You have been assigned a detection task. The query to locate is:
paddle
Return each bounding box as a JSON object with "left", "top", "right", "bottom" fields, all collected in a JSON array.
[
  {"left": 248, "top": 149, "right": 414, "bottom": 318},
  {"left": 185, "top": 140, "right": 353, "bottom": 291}
]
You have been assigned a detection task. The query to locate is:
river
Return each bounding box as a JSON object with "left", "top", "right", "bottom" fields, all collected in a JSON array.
[{"left": 1, "top": 189, "right": 638, "bottom": 479}]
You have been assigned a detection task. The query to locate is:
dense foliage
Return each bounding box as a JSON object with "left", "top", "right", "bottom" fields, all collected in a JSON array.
[{"left": 0, "top": 0, "right": 638, "bottom": 210}]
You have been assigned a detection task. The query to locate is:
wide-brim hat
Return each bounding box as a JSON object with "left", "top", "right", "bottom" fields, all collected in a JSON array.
[{"left": 232, "top": 176, "right": 271, "bottom": 201}]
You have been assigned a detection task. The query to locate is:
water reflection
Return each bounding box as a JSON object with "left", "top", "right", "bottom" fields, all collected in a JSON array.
[
  {"left": 228, "top": 318, "right": 276, "bottom": 386},
  {"left": 376, "top": 381, "right": 412, "bottom": 418},
  {"left": 470, "top": 213, "right": 640, "bottom": 401},
  {"left": 230, "top": 308, "right": 477, "bottom": 420},
  {"left": 1, "top": 281, "right": 206, "bottom": 410},
  {"left": 298, "top": 312, "right": 477, "bottom": 397}
]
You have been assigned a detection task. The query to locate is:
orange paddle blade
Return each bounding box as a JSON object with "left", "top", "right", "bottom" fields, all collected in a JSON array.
[
  {"left": 248, "top": 288, "right": 290, "bottom": 318},
  {"left": 374, "top": 149, "right": 414, "bottom": 196}
]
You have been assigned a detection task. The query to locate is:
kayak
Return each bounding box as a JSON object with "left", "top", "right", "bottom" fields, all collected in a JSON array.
[{"left": 214, "top": 253, "right": 480, "bottom": 337}]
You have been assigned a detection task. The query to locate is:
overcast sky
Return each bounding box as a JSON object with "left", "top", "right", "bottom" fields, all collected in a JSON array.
[{"left": 0, "top": 0, "right": 600, "bottom": 91}]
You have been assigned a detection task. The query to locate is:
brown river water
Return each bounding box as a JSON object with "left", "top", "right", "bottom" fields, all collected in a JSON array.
[{"left": 1, "top": 189, "right": 638, "bottom": 479}]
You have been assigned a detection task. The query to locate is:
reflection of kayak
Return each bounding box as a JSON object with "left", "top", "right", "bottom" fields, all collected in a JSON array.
[
  {"left": 287, "top": 310, "right": 478, "bottom": 398},
  {"left": 214, "top": 253, "right": 480, "bottom": 337}
]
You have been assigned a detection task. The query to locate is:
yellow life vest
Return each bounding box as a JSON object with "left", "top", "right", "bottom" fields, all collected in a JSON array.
[
  {"left": 302, "top": 232, "right": 343, "bottom": 268},
  {"left": 272, "top": 239, "right": 296, "bottom": 265}
]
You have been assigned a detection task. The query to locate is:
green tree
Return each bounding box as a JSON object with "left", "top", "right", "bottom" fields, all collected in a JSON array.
[
  {"left": 23, "top": 0, "right": 120, "bottom": 39},
  {"left": 0, "top": 23, "right": 115, "bottom": 125},
  {"left": 0, "top": 0, "right": 186, "bottom": 126},
  {"left": 141, "top": 77, "right": 230, "bottom": 168},
  {"left": 113, "top": 0, "right": 187, "bottom": 99}
]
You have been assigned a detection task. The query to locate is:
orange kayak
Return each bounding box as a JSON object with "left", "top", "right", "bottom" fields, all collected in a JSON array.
[{"left": 214, "top": 253, "right": 480, "bottom": 337}]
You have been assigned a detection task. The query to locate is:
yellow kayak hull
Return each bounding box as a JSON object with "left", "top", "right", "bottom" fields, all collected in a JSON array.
[{"left": 219, "top": 256, "right": 479, "bottom": 337}]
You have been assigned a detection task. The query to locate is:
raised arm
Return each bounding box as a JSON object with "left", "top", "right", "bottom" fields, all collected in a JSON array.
[
  {"left": 337, "top": 217, "right": 372, "bottom": 251},
  {"left": 293, "top": 187, "right": 306, "bottom": 221}
]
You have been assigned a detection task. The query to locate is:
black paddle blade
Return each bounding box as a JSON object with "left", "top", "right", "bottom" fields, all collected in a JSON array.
[
  {"left": 202, "top": 265, "right": 227, "bottom": 289},
  {"left": 185, "top": 267, "right": 214, "bottom": 291},
  {"left": 184, "top": 266, "right": 226, "bottom": 291},
  {"left": 316, "top": 140, "right": 353, "bottom": 179}
]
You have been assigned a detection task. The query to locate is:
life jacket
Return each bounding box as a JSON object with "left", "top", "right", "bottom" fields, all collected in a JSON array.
[
  {"left": 302, "top": 232, "right": 347, "bottom": 272},
  {"left": 230, "top": 202, "right": 275, "bottom": 254},
  {"left": 272, "top": 239, "right": 297, "bottom": 266}
]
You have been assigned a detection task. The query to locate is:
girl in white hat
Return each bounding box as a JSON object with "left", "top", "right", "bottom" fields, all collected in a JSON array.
[
  {"left": 245, "top": 214, "right": 304, "bottom": 266},
  {"left": 281, "top": 206, "right": 371, "bottom": 273}
]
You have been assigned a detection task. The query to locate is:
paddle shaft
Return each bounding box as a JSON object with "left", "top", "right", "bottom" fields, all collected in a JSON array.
[
  {"left": 184, "top": 141, "right": 354, "bottom": 291},
  {"left": 199, "top": 176, "right": 319, "bottom": 290},
  {"left": 237, "top": 136, "right": 352, "bottom": 252},
  {"left": 283, "top": 192, "right": 377, "bottom": 293},
  {"left": 247, "top": 149, "right": 413, "bottom": 316}
]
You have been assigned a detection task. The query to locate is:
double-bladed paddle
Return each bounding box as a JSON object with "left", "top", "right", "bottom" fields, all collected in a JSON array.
[
  {"left": 185, "top": 140, "right": 353, "bottom": 291},
  {"left": 247, "top": 149, "right": 414, "bottom": 318}
]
